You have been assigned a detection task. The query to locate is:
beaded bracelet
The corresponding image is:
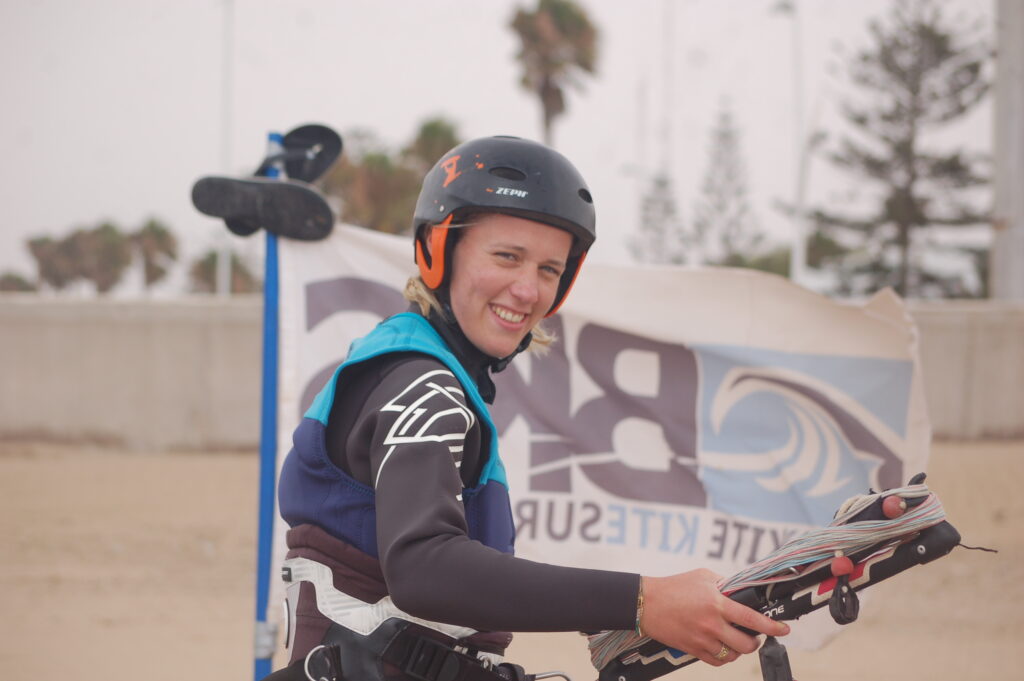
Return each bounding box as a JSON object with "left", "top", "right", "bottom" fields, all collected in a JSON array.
[{"left": 634, "top": 578, "right": 645, "bottom": 637}]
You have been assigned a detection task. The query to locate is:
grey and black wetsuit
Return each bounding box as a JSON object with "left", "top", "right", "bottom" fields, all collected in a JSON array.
[{"left": 277, "top": 308, "right": 639, "bottom": 667}]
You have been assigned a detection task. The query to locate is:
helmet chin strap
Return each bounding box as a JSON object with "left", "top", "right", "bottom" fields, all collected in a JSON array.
[
  {"left": 491, "top": 330, "right": 533, "bottom": 373},
  {"left": 435, "top": 293, "right": 533, "bottom": 374}
]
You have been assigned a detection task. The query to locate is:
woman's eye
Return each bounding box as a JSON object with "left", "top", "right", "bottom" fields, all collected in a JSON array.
[{"left": 541, "top": 265, "right": 563, "bottom": 277}]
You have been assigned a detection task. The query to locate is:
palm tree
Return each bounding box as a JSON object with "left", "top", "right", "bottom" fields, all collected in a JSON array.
[
  {"left": 132, "top": 218, "right": 178, "bottom": 290},
  {"left": 78, "top": 222, "right": 132, "bottom": 294},
  {"left": 27, "top": 221, "right": 134, "bottom": 294},
  {"left": 189, "top": 249, "right": 260, "bottom": 294},
  {"left": 510, "top": 0, "right": 598, "bottom": 146},
  {"left": 321, "top": 119, "right": 461, "bottom": 235},
  {"left": 402, "top": 117, "right": 461, "bottom": 175},
  {"left": 28, "top": 236, "right": 79, "bottom": 290},
  {"left": 0, "top": 271, "right": 36, "bottom": 292}
]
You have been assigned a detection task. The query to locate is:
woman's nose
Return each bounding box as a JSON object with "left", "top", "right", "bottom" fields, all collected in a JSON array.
[{"left": 508, "top": 270, "right": 540, "bottom": 304}]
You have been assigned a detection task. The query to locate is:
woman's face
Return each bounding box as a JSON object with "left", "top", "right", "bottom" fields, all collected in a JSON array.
[{"left": 446, "top": 214, "right": 572, "bottom": 358}]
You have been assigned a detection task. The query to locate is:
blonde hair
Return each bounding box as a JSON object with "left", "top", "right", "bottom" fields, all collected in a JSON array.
[{"left": 403, "top": 276, "right": 556, "bottom": 353}]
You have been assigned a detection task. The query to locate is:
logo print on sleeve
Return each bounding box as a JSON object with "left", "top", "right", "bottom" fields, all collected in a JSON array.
[{"left": 374, "top": 370, "right": 476, "bottom": 488}]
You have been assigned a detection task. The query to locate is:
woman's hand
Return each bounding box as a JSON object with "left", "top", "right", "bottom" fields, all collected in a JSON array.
[{"left": 638, "top": 569, "right": 790, "bottom": 667}]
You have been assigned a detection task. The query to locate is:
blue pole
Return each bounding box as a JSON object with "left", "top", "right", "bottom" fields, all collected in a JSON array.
[{"left": 254, "top": 132, "right": 284, "bottom": 680}]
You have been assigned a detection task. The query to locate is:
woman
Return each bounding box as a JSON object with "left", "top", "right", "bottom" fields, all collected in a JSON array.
[{"left": 273, "top": 136, "right": 788, "bottom": 681}]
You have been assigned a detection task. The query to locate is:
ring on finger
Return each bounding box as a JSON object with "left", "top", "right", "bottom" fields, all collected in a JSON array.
[{"left": 714, "top": 644, "right": 730, "bottom": 660}]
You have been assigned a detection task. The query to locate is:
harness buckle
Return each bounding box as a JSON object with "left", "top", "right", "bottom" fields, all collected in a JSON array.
[{"left": 402, "top": 635, "right": 462, "bottom": 681}]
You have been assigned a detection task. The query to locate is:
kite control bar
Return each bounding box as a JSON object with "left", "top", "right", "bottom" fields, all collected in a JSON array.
[
  {"left": 593, "top": 474, "right": 964, "bottom": 681},
  {"left": 731, "top": 520, "right": 960, "bottom": 625}
]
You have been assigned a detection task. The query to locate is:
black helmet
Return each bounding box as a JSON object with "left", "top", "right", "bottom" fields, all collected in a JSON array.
[{"left": 413, "top": 135, "right": 596, "bottom": 316}]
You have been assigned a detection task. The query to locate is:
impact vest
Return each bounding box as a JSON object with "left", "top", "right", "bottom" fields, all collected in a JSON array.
[
  {"left": 276, "top": 313, "right": 519, "bottom": 673},
  {"left": 278, "top": 312, "right": 516, "bottom": 557}
]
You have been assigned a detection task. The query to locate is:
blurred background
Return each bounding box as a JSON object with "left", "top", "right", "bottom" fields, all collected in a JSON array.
[
  {"left": 0, "top": 1, "right": 1021, "bottom": 680},
  {"left": 0, "top": 0, "right": 1015, "bottom": 299}
]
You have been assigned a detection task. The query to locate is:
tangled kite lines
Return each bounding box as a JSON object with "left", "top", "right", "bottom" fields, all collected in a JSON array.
[{"left": 587, "top": 482, "right": 947, "bottom": 671}]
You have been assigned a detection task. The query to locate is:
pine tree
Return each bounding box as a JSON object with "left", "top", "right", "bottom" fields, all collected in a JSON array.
[
  {"left": 813, "top": 0, "right": 991, "bottom": 297},
  {"left": 692, "top": 102, "right": 764, "bottom": 267},
  {"left": 630, "top": 172, "right": 687, "bottom": 265}
]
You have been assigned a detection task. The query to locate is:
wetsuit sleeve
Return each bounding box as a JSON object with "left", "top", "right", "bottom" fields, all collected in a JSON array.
[{"left": 360, "top": 357, "right": 640, "bottom": 633}]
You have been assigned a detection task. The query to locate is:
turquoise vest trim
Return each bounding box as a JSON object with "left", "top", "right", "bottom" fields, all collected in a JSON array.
[{"left": 305, "top": 312, "right": 508, "bottom": 489}]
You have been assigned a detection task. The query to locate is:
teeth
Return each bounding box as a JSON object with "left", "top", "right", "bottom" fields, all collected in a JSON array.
[{"left": 493, "top": 306, "right": 525, "bottom": 323}]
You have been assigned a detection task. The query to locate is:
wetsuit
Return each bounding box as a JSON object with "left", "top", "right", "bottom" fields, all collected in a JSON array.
[{"left": 277, "top": 308, "right": 639, "bottom": 671}]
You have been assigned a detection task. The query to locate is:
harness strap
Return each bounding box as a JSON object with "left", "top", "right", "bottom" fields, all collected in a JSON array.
[
  {"left": 282, "top": 555, "right": 508, "bottom": 677},
  {"left": 282, "top": 556, "right": 477, "bottom": 641},
  {"left": 382, "top": 628, "right": 514, "bottom": 681}
]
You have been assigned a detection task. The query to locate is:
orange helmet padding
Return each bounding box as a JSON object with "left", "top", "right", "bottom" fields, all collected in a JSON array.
[
  {"left": 545, "top": 251, "right": 587, "bottom": 317},
  {"left": 415, "top": 214, "right": 454, "bottom": 289},
  {"left": 416, "top": 214, "right": 586, "bottom": 317}
]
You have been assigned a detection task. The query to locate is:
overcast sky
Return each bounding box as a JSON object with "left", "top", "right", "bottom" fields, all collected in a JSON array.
[{"left": 0, "top": 0, "right": 993, "bottom": 293}]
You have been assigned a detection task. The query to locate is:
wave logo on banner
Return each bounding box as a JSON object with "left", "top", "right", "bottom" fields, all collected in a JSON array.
[
  {"left": 491, "top": 316, "right": 913, "bottom": 531},
  {"left": 695, "top": 346, "right": 913, "bottom": 526}
]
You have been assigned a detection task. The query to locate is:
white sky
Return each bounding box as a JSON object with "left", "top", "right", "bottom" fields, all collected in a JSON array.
[{"left": 0, "top": 0, "right": 994, "bottom": 292}]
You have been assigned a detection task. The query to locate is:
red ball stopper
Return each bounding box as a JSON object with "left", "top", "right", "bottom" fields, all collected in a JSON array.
[
  {"left": 882, "top": 495, "right": 907, "bottom": 519},
  {"left": 831, "top": 555, "right": 854, "bottom": 577}
]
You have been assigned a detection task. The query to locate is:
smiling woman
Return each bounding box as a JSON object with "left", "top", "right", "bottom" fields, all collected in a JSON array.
[
  {"left": 267, "top": 136, "right": 789, "bottom": 681},
  {"left": 446, "top": 215, "right": 571, "bottom": 358}
]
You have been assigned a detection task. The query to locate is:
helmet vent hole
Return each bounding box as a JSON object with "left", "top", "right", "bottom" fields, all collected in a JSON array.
[
  {"left": 578, "top": 188, "right": 593, "bottom": 203},
  {"left": 489, "top": 166, "right": 527, "bottom": 181}
]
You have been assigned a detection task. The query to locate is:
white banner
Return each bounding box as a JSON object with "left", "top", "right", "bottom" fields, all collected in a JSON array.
[{"left": 273, "top": 223, "right": 930, "bottom": 646}]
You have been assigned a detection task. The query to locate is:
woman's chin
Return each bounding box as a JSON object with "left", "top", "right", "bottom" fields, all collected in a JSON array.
[{"left": 474, "top": 333, "right": 524, "bottom": 360}]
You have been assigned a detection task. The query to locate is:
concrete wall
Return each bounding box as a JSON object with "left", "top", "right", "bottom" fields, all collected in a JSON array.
[
  {"left": 908, "top": 301, "right": 1024, "bottom": 439},
  {"left": 0, "top": 296, "right": 1021, "bottom": 450},
  {"left": 0, "top": 295, "right": 261, "bottom": 451}
]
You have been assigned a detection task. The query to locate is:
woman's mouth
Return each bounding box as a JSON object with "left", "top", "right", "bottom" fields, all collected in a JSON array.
[{"left": 491, "top": 304, "right": 526, "bottom": 324}]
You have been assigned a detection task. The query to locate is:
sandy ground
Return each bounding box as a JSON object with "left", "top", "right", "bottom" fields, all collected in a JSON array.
[{"left": 1, "top": 440, "right": 1021, "bottom": 681}]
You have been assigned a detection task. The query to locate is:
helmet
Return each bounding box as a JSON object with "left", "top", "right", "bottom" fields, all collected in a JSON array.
[{"left": 413, "top": 136, "right": 596, "bottom": 316}]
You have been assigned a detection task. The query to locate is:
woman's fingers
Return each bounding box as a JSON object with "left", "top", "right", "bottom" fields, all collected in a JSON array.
[
  {"left": 640, "top": 570, "right": 791, "bottom": 667},
  {"left": 723, "top": 596, "right": 791, "bottom": 639},
  {"left": 702, "top": 640, "right": 741, "bottom": 667},
  {"left": 719, "top": 626, "right": 760, "bottom": 656}
]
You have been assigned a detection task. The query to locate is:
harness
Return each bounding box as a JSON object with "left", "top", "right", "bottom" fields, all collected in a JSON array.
[{"left": 277, "top": 526, "right": 523, "bottom": 681}]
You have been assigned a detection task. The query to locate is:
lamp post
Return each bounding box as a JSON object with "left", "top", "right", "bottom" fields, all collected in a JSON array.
[
  {"left": 216, "top": 0, "right": 235, "bottom": 296},
  {"left": 991, "top": 0, "right": 1024, "bottom": 299},
  {"left": 773, "top": 0, "right": 808, "bottom": 286}
]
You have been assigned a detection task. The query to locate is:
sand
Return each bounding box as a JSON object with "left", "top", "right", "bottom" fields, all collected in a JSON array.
[{"left": 1, "top": 440, "right": 1021, "bottom": 681}]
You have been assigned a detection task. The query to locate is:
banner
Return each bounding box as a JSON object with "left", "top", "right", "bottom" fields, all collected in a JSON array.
[{"left": 273, "top": 223, "right": 930, "bottom": 646}]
